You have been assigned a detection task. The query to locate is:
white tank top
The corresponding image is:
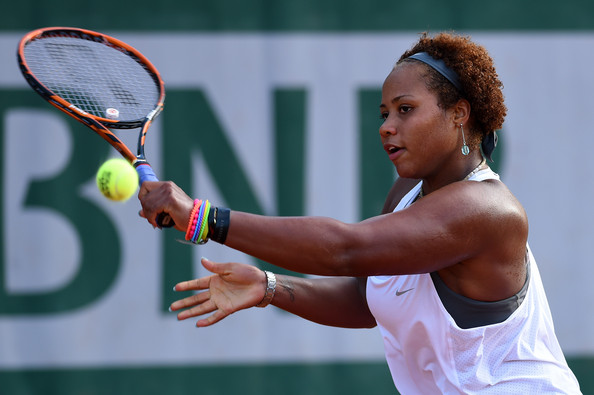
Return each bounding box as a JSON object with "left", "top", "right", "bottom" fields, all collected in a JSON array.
[{"left": 366, "top": 168, "right": 581, "bottom": 394}]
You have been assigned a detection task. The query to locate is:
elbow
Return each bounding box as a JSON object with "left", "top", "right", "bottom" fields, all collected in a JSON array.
[
  {"left": 320, "top": 238, "right": 363, "bottom": 277},
  {"left": 312, "top": 220, "right": 370, "bottom": 277}
]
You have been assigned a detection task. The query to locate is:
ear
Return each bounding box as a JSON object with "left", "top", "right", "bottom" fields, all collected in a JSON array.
[{"left": 452, "top": 99, "right": 471, "bottom": 125}]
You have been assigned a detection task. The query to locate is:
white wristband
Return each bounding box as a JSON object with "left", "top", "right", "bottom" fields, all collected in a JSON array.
[{"left": 255, "top": 271, "right": 276, "bottom": 308}]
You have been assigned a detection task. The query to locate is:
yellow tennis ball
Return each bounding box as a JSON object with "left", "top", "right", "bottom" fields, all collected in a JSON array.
[{"left": 96, "top": 158, "right": 139, "bottom": 201}]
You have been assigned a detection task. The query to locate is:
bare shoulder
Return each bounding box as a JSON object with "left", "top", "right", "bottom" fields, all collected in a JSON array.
[
  {"left": 423, "top": 178, "right": 528, "bottom": 237},
  {"left": 401, "top": 177, "right": 529, "bottom": 264},
  {"left": 462, "top": 179, "right": 527, "bottom": 226}
]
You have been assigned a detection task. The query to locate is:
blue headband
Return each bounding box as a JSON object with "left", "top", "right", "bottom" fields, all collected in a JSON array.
[{"left": 408, "top": 52, "right": 462, "bottom": 91}]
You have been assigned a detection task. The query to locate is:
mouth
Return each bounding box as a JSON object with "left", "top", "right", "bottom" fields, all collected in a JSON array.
[{"left": 383, "top": 143, "right": 403, "bottom": 160}]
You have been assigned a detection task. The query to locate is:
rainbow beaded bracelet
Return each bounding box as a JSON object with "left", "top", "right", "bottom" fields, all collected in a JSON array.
[{"left": 184, "top": 200, "right": 230, "bottom": 245}]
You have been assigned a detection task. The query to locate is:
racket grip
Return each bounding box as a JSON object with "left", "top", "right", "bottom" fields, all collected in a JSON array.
[{"left": 136, "top": 163, "right": 175, "bottom": 228}]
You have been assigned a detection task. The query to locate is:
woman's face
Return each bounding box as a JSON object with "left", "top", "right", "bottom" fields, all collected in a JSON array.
[{"left": 379, "top": 62, "right": 460, "bottom": 180}]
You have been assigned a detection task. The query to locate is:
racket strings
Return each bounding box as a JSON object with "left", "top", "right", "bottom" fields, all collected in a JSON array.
[{"left": 24, "top": 37, "right": 160, "bottom": 122}]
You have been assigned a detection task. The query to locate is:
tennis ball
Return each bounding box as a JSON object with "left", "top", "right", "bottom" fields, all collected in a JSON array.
[{"left": 96, "top": 158, "right": 139, "bottom": 201}]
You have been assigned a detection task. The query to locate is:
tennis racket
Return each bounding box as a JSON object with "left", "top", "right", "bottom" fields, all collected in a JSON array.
[{"left": 17, "top": 26, "right": 173, "bottom": 227}]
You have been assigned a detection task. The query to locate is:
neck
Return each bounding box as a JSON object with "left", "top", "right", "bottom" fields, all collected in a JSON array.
[
  {"left": 419, "top": 157, "right": 487, "bottom": 198},
  {"left": 463, "top": 158, "right": 487, "bottom": 180}
]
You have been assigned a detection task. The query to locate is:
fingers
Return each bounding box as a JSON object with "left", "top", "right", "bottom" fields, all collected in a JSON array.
[
  {"left": 170, "top": 290, "right": 210, "bottom": 312},
  {"left": 137, "top": 181, "right": 194, "bottom": 231},
  {"left": 196, "top": 310, "right": 228, "bottom": 327},
  {"left": 200, "top": 257, "right": 231, "bottom": 275},
  {"left": 137, "top": 181, "right": 161, "bottom": 228},
  {"left": 137, "top": 180, "right": 158, "bottom": 200},
  {"left": 169, "top": 286, "right": 229, "bottom": 327},
  {"left": 170, "top": 290, "right": 218, "bottom": 318},
  {"left": 169, "top": 258, "right": 259, "bottom": 328},
  {"left": 173, "top": 275, "right": 213, "bottom": 292},
  {"left": 176, "top": 298, "right": 216, "bottom": 321}
]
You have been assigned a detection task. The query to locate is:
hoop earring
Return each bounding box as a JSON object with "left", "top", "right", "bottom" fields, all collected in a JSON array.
[{"left": 460, "top": 123, "right": 470, "bottom": 155}]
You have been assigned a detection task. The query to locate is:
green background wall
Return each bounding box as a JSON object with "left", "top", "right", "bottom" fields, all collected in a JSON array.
[{"left": 1, "top": 1, "right": 593, "bottom": 394}]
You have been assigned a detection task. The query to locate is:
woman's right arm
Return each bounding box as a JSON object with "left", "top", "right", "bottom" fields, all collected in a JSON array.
[{"left": 170, "top": 258, "right": 376, "bottom": 329}]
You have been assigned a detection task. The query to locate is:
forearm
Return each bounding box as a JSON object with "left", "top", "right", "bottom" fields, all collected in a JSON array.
[
  {"left": 225, "top": 211, "right": 361, "bottom": 276},
  {"left": 269, "top": 275, "right": 376, "bottom": 329},
  {"left": 139, "top": 183, "right": 370, "bottom": 277}
]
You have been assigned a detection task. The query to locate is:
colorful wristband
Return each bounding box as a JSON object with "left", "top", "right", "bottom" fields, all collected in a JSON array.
[
  {"left": 197, "top": 200, "right": 211, "bottom": 244},
  {"left": 191, "top": 201, "right": 207, "bottom": 243},
  {"left": 185, "top": 199, "right": 202, "bottom": 241}
]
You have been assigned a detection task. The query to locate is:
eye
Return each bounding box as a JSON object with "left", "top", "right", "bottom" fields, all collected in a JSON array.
[
  {"left": 399, "top": 105, "right": 413, "bottom": 114},
  {"left": 379, "top": 112, "right": 389, "bottom": 120}
]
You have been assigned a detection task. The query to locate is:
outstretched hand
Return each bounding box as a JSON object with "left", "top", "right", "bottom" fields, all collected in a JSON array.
[{"left": 169, "top": 258, "right": 267, "bottom": 327}]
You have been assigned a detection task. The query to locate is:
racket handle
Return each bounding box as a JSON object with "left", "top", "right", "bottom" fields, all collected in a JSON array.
[{"left": 136, "top": 163, "right": 175, "bottom": 228}]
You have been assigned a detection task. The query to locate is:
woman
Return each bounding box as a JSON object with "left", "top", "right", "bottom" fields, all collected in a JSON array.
[{"left": 138, "top": 32, "right": 581, "bottom": 393}]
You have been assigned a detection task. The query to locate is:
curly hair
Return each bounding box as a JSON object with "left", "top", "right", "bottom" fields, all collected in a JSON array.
[{"left": 398, "top": 32, "right": 506, "bottom": 142}]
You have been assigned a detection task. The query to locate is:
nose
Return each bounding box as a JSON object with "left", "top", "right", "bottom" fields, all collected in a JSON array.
[{"left": 379, "top": 117, "right": 396, "bottom": 138}]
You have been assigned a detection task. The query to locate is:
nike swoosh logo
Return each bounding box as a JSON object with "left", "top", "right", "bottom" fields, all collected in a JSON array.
[{"left": 395, "top": 288, "right": 414, "bottom": 296}]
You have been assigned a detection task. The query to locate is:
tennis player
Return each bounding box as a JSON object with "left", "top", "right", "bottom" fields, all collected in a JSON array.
[{"left": 139, "top": 32, "right": 581, "bottom": 394}]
